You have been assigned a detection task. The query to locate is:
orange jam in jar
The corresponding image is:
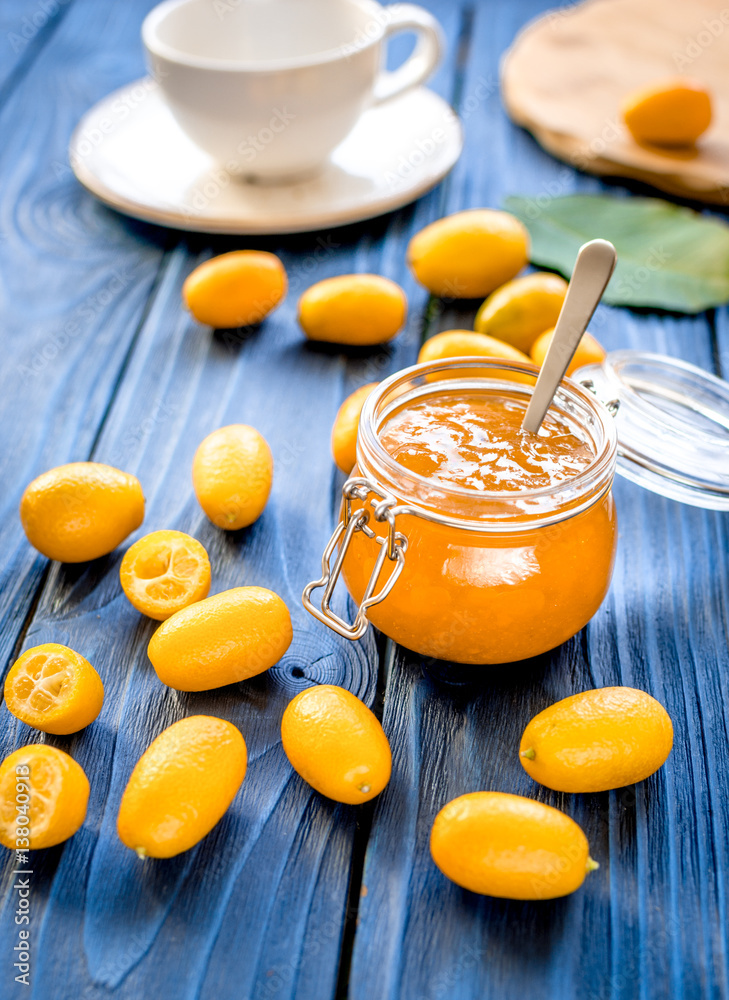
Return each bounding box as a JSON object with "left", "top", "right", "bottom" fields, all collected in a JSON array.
[
  {"left": 304, "top": 359, "right": 618, "bottom": 664},
  {"left": 378, "top": 393, "right": 594, "bottom": 494}
]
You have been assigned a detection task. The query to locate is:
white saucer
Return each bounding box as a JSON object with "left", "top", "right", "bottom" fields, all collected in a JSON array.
[{"left": 69, "top": 79, "right": 463, "bottom": 235}]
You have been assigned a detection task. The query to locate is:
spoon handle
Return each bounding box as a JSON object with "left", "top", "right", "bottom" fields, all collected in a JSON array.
[{"left": 520, "top": 239, "right": 617, "bottom": 434}]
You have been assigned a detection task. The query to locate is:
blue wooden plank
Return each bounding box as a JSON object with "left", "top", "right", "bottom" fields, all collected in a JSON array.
[
  {"left": 0, "top": 234, "right": 432, "bottom": 1000},
  {"left": 348, "top": 1, "right": 729, "bottom": 998},
  {"left": 0, "top": 0, "right": 75, "bottom": 99},
  {"left": 349, "top": 323, "right": 729, "bottom": 1000},
  {"left": 0, "top": 0, "right": 167, "bottom": 678},
  {"left": 0, "top": 250, "right": 369, "bottom": 999},
  {"left": 1, "top": 0, "right": 727, "bottom": 998},
  {"left": 0, "top": 2, "right": 465, "bottom": 998}
]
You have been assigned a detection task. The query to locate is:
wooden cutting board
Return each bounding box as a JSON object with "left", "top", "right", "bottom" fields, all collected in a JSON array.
[{"left": 501, "top": 0, "right": 729, "bottom": 203}]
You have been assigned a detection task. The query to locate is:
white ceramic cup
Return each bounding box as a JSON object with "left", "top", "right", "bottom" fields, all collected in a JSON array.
[{"left": 142, "top": 0, "right": 444, "bottom": 182}]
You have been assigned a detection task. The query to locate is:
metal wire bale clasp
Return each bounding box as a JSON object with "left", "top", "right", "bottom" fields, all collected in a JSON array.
[
  {"left": 580, "top": 378, "right": 620, "bottom": 417},
  {"left": 302, "top": 477, "right": 408, "bottom": 640}
]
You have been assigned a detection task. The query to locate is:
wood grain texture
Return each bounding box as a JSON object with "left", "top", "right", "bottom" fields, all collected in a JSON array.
[
  {"left": 0, "top": 0, "right": 728, "bottom": 998},
  {"left": 0, "top": 0, "right": 168, "bottom": 677},
  {"left": 350, "top": 325, "right": 729, "bottom": 1000},
  {"left": 501, "top": 0, "right": 729, "bottom": 203},
  {"left": 0, "top": 0, "right": 74, "bottom": 99},
  {"left": 0, "top": 0, "right": 462, "bottom": 997},
  {"left": 348, "top": 2, "right": 729, "bottom": 998}
]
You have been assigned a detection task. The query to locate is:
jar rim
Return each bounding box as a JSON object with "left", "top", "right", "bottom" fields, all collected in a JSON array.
[{"left": 356, "top": 357, "right": 618, "bottom": 527}]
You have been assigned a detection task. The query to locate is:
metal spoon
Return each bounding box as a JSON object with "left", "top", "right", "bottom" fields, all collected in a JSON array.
[{"left": 520, "top": 239, "right": 617, "bottom": 434}]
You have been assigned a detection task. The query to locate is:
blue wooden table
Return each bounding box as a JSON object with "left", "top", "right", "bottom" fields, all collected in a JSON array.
[{"left": 1, "top": 1, "right": 728, "bottom": 998}]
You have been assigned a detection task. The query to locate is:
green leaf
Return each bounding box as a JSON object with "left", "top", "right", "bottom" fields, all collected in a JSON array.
[{"left": 504, "top": 193, "right": 729, "bottom": 313}]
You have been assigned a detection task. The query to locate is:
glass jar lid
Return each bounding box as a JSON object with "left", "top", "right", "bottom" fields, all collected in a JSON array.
[{"left": 574, "top": 350, "right": 729, "bottom": 510}]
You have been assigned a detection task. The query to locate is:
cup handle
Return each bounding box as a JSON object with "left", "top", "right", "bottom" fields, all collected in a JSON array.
[{"left": 373, "top": 4, "right": 444, "bottom": 105}]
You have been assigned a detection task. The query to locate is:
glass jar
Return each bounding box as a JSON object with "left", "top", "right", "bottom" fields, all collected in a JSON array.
[
  {"left": 303, "top": 358, "right": 619, "bottom": 664},
  {"left": 578, "top": 350, "right": 729, "bottom": 510}
]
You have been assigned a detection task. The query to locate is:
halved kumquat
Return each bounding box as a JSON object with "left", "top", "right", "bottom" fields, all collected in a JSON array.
[
  {"left": 0, "top": 744, "right": 90, "bottom": 850},
  {"left": 120, "top": 529, "right": 211, "bottom": 621},
  {"left": 5, "top": 643, "right": 104, "bottom": 735}
]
